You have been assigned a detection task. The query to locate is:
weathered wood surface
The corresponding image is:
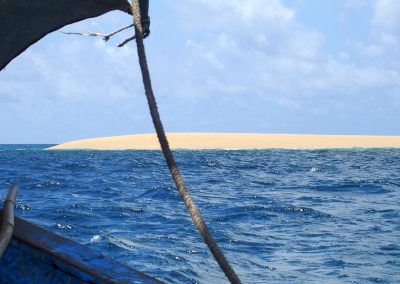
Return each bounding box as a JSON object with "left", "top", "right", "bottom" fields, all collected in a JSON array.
[
  {"left": 0, "top": 185, "right": 17, "bottom": 258},
  {"left": 0, "top": 0, "right": 131, "bottom": 70},
  {"left": 0, "top": 210, "right": 163, "bottom": 283}
]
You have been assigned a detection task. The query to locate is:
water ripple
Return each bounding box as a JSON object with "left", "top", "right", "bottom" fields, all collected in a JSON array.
[{"left": 0, "top": 145, "right": 399, "bottom": 283}]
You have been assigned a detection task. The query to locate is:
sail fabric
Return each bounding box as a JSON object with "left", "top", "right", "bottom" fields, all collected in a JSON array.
[{"left": 0, "top": 0, "right": 131, "bottom": 70}]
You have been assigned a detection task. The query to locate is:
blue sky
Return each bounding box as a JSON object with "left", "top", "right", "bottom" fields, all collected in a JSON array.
[{"left": 1, "top": 0, "right": 399, "bottom": 143}]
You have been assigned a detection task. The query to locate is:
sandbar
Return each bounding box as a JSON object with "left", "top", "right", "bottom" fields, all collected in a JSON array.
[{"left": 47, "top": 133, "right": 400, "bottom": 150}]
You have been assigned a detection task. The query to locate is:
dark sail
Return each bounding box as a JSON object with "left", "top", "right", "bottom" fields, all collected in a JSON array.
[{"left": 0, "top": 0, "right": 131, "bottom": 70}]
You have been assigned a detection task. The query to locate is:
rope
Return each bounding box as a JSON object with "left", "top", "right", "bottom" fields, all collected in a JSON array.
[{"left": 130, "top": 1, "right": 241, "bottom": 283}]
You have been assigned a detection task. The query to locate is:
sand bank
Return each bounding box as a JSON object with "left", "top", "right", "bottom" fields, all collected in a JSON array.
[{"left": 48, "top": 133, "right": 400, "bottom": 150}]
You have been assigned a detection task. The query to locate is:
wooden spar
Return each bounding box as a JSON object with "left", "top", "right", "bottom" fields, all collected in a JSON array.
[
  {"left": 0, "top": 185, "right": 17, "bottom": 258},
  {"left": 0, "top": 0, "right": 131, "bottom": 70}
]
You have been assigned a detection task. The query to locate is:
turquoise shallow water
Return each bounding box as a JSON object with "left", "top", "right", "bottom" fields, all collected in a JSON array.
[{"left": 0, "top": 145, "right": 399, "bottom": 283}]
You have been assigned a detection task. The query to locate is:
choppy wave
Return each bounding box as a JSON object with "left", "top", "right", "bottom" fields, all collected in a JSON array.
[{"left": 0, "top": 145, "right": 399, "bottom": 283}]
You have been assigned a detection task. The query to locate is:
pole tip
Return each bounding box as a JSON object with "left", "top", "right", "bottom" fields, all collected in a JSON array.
[{"left": 5, "top": 185, "right": 18, "bottom": 202}]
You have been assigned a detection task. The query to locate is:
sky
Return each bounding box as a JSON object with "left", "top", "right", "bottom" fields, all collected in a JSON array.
[{"left": 0, "top": 0, "right": 399, "bottom": 144}]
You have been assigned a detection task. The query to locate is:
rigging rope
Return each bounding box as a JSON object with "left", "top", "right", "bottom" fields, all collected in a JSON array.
[{"left": 130, "top": 1, "right": 241, "bottom": 283}]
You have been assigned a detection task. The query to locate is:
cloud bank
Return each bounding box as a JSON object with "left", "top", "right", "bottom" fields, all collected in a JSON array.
[{"left": 0, "top": 0, "right": 399, "bottom": 143}]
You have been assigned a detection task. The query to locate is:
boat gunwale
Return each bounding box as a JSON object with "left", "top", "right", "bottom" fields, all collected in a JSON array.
[{"left": 0, "top": 210, "right": 163, "bottom": 283}]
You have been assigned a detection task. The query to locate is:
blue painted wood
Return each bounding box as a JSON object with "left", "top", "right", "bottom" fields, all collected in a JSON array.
[{"left": 0, "top": 211, "right": 163, "bottom": 283}]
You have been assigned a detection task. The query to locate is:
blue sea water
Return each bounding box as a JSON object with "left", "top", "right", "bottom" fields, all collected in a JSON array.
[{"left": 0, "top": 145, "right": 399, "bottom": 283}]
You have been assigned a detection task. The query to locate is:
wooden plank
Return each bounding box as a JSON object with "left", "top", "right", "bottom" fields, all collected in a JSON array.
[{"left": 0, "top": 210, "right": 163, "bottom": 283}]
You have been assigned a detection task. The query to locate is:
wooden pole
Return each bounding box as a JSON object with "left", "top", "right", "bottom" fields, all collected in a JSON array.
[{"left": 0, "top": 185, "right": 18, "bottom": 259}]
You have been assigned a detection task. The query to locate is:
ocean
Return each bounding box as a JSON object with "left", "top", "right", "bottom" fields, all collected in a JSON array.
[{"left": 0, "top": 145, "right": 399, "bottom": 283}]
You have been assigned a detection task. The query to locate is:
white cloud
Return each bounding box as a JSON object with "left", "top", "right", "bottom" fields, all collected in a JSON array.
[
  {"left": 372, "top": 0, "right": 400, "bottom": 33},
  {"left": 355, "top": 32, "right": 399, "bottom": 57},
  {"left": 173, "top": 0, "right": 399, "bottom": 103},
  {"left": 1, "top": 1, "right": 400, "bottom": 142},
  {"left": 197, "top": 0, "right": 295, "bottom": 28},
  {"left": 4, "top": 36, "right": 142, "bottom": 102},
  {"left": 350, "top": 0, "right": 400, "bottom": 70}
]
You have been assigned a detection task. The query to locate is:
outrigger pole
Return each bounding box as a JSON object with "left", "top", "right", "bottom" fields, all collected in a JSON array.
[{"left": 0, "top": 185, "right": 18, "bottom": 258}]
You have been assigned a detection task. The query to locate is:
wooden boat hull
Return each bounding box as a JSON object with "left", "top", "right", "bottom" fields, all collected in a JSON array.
[{"left": 0, "top": 210, "right": 162, "bottom": 283}]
